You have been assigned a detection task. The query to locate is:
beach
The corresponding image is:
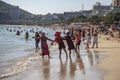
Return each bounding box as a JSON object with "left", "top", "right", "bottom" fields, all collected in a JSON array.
[
  {"left": 96, "top": 34, "right": 120, "bottom": 80},
  {"left": 0, "top": 25, "right": 120, "bottom": 80},
  {"left": 1, "top": 43, "right": 105, "bottom": 80}
]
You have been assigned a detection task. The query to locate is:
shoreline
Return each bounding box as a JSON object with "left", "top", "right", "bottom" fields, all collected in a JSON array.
[
  {"left": 1, "top": 25, "right": 120, "bottom": 80},
  {"left": 95, "top": 34, "right": 120, "bottom": 80},
  {"left": 0, "top": 41, "right": 106, "bottom": 80}
]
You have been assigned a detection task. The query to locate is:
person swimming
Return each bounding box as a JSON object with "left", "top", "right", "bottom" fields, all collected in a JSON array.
[
  {"left": 25, "top": 31, "right": 29, "bottom": 40},
  {"left": 16, "top": 30, "right": 20, "bottom": 35}
]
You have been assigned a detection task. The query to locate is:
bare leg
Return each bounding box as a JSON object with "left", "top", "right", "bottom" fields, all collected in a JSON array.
[
  {"left": 75, "top": 49, "right": 80, "bottom": 58},
  {"left": 48, "top": 54, "right": 51, "bottom": 59},
  {"left": 35, "top": 46, "right": 37, "bottom": 52},
  {"left": 96, "top": 42, "right": 98, "bottom": 48},
  {"left": 92, "top": 42, "right": 95, "bottom": 48},
  {"left": 78, "top": 45, "right": 80, "bottom": 51},
  {"left": 63, "top": 48, "right": 68, "bottom": 59},
  {"left": 76, "top": 44, "right": 77, "bottom": 51},
  {"left": 37, "top": 46, "right": 40, "bottom": 50},
  {"left": 76, "top": 44, "right": 80, "bottom": 51},
  {"left": 42, "top": 55, "right": 44, "bottom": 59},
  {"left": 59, "top": 49, "right": 62, "bottom": 58},
  {"left": 119, "top": 31, "right": 120, "bottom": 38},
  {"left": 69, "top": 50, "right": 71, "bottom": 59},
  {"left": 87, "top": 44, "right": 89, "bottom": 49}
]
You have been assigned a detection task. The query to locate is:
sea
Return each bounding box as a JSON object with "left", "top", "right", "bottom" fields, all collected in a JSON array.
[{"left": 0, "top": 25, "right": 62, "bottom": 78}]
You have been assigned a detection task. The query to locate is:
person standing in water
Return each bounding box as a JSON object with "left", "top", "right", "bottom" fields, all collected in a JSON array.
[
  {"left": 64, "top": 31, "right": 80, "bottom": 59},
  {"left": 38, "top": 32, "right": 53, "bottom": 59},
  {"left": 16, "top": 30, "right": 20, "bottom": 35},
  {"left": 92, "top": 29, "right": 98, "bottom": 48},
  {"left": 53, "top": 32, "right": 68, "bottom": 59},
  {"left": 25, "top": 31, "right": 29, "bottom": 40},
  {"left": 75, "top": 30, "right": 82, "bottom": 51},
  {"left": 85, "top": 29, "right": 91, "bottom": 49},
  {"left": 82, "top": 29, "right": 85, "bottom": 41},
  {"left": 34, "top": 32, "right": 40, "bottom": 51}
]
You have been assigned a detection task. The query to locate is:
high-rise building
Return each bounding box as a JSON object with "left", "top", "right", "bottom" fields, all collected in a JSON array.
[
  {"left": 0, "top": 11, "right": 10, "bottom": 21},
  {"left": 112, "top": 0, "right": 120, "bottom": 6},
  {"left": 110, "top": 0, "right": 120, "bottom": 13},
  {"left": 10, "top": 6, "right": 19, "bottom": 21},
  {"left": 93, "top": 2, "right": 111, "bottom": 16}
]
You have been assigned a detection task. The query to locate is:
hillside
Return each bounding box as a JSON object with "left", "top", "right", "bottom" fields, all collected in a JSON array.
[{"left": 0, "top": 0, "right": 33, "bottom": 20}]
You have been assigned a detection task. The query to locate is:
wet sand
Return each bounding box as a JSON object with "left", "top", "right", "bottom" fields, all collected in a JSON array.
[
  {"left": 96, "top": 34, "right": 120, "bottom": 80},
  {"left": 1, "top": 42, "right": 106, "bottom": 80}
]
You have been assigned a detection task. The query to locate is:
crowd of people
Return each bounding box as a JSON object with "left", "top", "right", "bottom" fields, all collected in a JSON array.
[
  {"left": 6, "top": 24, "right": 120, "bottom": 59},
  {"left": 33, "top": 23, "right": 120, "bottom": 59},
  {"left": 32, "top": 25, "right": 100, "bottom": 59}
]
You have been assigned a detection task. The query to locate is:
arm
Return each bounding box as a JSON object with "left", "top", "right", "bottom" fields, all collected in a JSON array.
[
  {"left": 32, "top": 36, "right": 35, "bottom": 38},
  {"left": 61, "top": 36, "right": 66, "bottom": 40},
  {"left": 32, "top": 35, "right": 40, "bottom": 39},
  {"left": 46, "top": 36, "right": 53, "bottom": 42}
]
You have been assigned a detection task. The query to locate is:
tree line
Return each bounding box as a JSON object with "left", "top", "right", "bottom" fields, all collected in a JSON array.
[{"left": 0, "top": 13, "right": 120, "bottom": 25}]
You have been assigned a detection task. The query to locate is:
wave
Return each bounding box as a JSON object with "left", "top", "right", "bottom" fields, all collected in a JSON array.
[
  {"left": 0, "top": 43, "right": 58, "bottom": 79},
  {"left": 0, "top": 53, "right": 39, "bottom": 79}
]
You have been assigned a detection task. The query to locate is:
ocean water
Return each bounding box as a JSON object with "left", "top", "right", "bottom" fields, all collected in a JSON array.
[{"left": 0, "top": 25, "right": 62, "bottom": 78}]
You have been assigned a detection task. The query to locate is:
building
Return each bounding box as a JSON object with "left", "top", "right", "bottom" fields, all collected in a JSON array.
[
  {"left": 109, "top": 0, "right": 120, "bottom": 13},
  {"left": 112, "top": 0, "right": 120, "bottom": 6},
  {"left": 0, "top": 11, "right": 10, "bottom": 21},
  {"left": 81, "top": 10, "right": 93, "bottom": 17},
  {"left": 10, "top": 6, "right": 19, "bottom": 21},
  {"left": 93, "top": 2, "right": 111, "bottom": 16},
  {"left": 64, "top": 11, "right": 83, "bottom": 19}
]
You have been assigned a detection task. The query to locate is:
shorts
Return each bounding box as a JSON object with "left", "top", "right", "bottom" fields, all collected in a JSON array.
[
  {"left": 36, "top": 40, "right": 39, "bottom": 46},
  {"left": 76, "top": 40, "right": 81, "bottom": 45}
]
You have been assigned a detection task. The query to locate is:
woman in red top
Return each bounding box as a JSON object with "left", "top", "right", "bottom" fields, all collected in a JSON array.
[
  {"left": 38, "top": 32, "right": 53, "bottom": 59},
  {"left": 75, "top": 30, "right": 82, "bottom": 51},
  {"left": 53, "top": 32, "right": 68, "bottom": 59}
]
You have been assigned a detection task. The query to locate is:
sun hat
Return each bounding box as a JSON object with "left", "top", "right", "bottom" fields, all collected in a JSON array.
[
  {"left": 66, "top": 31, "right": 70, "bottom": 36},
  {"left": 55, "top": 32, "right": 61, "bottom": 36},
  {"left": 41, "top": 32, "right": 46, "bottom": 36}
]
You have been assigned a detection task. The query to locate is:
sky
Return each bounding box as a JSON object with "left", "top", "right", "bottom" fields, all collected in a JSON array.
[{"left": 2, "top": 0, "right": 112, "bottom": 15}]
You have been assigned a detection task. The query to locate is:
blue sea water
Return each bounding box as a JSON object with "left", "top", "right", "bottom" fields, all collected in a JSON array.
[{"left": 0, "top": 25, "right": 62, "bottom": 78}]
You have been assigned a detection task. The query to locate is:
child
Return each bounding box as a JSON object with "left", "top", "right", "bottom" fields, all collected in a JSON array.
[
  {"left": 92, "top": 29, "right": 98, "bottom": 48},
  {"left": 75, "top": 30, "right": 82, "bottom": 51},
  {"left": 65, "top": 32, "right": 80, "bottom": 59},
  {"left": 53, "top": 32, "right": 68, "bottom": 59},
  {"left": 82, "top": 29, "right": 85, "bottom": 41},
  {"left": 85, "top": 29, "right": 91, "bottom": 49},
  {"left": 35, "top": 32, "right": 40, "bottom": 51},
  {"left": 37, "top": 32, "right": 53, "bottom": 58},
  {"left": 32, "top": 32, "right": 40, "bottom": 51}
]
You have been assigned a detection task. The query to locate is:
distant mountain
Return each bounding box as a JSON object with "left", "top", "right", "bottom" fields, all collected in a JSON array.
[{"left": 0, "top": 0, "right": 33, "bottom": 20}]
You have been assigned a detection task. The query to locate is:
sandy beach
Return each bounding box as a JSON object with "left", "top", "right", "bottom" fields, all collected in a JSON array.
[
  {"left": 0, "top": 26, "right": 120, "bottom": 80},
  {"left": 96, "top": 34, "right": 120, "bottom": 80}
]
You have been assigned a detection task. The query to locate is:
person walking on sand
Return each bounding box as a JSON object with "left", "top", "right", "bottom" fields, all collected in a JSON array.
[
  {"left": 85, "top": 29, "right": 91, "bottom": 49},
  {"left": 37, "top": 32, "right": 53, "bottom": 59},
  {"left": 64, "top": 31, "right": 80, "bottom": 59},
  {"left": 53, "top": 32, "right": 68, "bottom": 59},
  {"left": 75, "top": 30, "right": 82, "bottom": 51},
  {"left": 82, "top": 29, "right": 85, "bottom": 41},
  {"left": 92, "top": 29, "right": 98, "bottom": 48}
]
